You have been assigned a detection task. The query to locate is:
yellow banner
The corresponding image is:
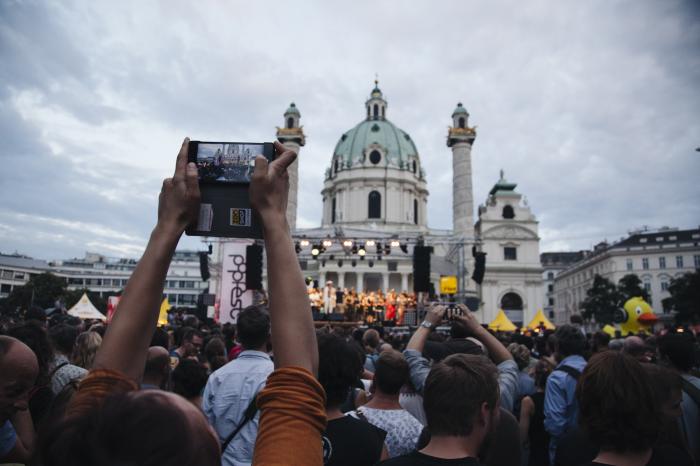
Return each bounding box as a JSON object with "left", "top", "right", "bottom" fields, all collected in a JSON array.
[{"left": 440, "top": 276, "right": 458, "bottom": 295}]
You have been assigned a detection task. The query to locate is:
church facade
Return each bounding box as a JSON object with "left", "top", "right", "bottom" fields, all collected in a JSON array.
[{"left": 210, "top": 82, "right": 544, "bottom": 325}]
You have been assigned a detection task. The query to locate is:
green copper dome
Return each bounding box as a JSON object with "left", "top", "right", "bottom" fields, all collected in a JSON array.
[
  {"left": 333, "top": 118, "right": 419, "bottom": 168},
  {"left": 285, "top": 102, "right": 300, "bottom": 116},
  {"left": 452, "top": 102, "right": 468, "bottom": 117}
]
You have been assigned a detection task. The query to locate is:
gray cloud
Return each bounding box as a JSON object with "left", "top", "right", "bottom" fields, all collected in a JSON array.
[{"left": 0, "top": 0, "right": 698, "bottom": 261}]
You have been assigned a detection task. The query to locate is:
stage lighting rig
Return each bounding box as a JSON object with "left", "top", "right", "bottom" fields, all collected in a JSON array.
[
  {"left": 300, "top": 239, "right": 310, "bottom": 247},
  {"left": 322, "top": 239, "right": 333, "bottom": 248}
]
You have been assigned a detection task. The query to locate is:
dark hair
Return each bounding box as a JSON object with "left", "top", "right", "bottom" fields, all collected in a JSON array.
[
  {"left": 236, "top": 305, "right": 270, "bottom": 350},
  {"left": 150, "top": 327, "right": 170, "bottom": 350},
  {"left": 642, "top": 363, "right": 682, "bottom": 407},
  {"left": 576, "top": 351, "right": 660, "bottom": 452},
  {"left": 658, "top": 332, "right": 696, "bottom": 372},
  {"left": 363, "top": 329, "right": 381, "bottom": 350},
  {"left": 25, "top": 306, "right": 47, "bottom": 323},
  {"left": 423, "top": 354, "right": 499, "bottom": 437},
  {"left": 37, "top": 391, "right": 219, "bottom": 466},
  {"left": 554, "top": 324, "right": 586, "bottom": 357},
  {"left": 204, "top": 337, "right": 227, "bottom": 372},
  {"left": 49, "top": 324, "right": 80, "bottom": 355},
  {"left": 171, "top": 360, "right": 208, "bottom": 400},
  {"left": 8, "top": 321, "right": 54, "bottom": 384},
  {"left": 592, "top": 331, "right": 610, "bottom": 351},
  {"left": 317, "top": 333, "right": 363, "bottom": 408},
  {"left": 533, "top": 360, "right": 552, "bottom": 389},
  {"left": 374, "top": 350, "right": 409, "bottom": 395},
  {"left": 144, "top": 349, "right": 171, "bottom": 383},
  {"left": 181, "top": 328, "right": 203, "bottom": 344},
  {"left": 450, "top": 319, "right": 470, "bottom": 339}
]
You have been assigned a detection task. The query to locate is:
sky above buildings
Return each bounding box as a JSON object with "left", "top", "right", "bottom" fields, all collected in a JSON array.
[{"left": 1, "top": 0, "right": 699, "bottom": 260}]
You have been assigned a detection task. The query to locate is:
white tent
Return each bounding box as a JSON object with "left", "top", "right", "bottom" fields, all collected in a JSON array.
[{"left": 67, "top": 293, "right": 106, "bottom": 321}]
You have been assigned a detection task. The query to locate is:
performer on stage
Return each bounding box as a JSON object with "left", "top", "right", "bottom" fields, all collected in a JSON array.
[
  {"left": 385, "top": 289, "right": 397, "bottom": 321},
  {"left": 322, "top": 280, "right": 336, "bottom": 314}
]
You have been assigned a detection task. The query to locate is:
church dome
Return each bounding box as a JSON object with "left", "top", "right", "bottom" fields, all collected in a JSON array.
[{"left": 333, "top": 119, "right": 419, "bottom": 168}]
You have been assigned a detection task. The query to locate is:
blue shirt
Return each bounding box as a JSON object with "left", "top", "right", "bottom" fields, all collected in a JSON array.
[
  {"left": 0, "top": 420, "right": 16, "bottom": 458},
  {"left": 544, "top": 354, "right": 587, "bottom": 463},
  {"left": 203, "top": 350, "right": 274, "bottom": 466},
  {"left": 518, "top": 370, "right": 536, "bottom": 398}
]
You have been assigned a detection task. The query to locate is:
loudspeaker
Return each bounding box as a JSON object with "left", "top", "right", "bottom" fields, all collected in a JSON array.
[
  {"left": 199, "top": 251, "right": 210, "bottom": 281},
  {"left": 413, "top": 245, "right": 432, "bottom": 292},
  {"left": 471, "top": 247, "right": 486, "bottom": 285},
  {"left": 246, "top": 245, "right": 263, "bottom": 290}
]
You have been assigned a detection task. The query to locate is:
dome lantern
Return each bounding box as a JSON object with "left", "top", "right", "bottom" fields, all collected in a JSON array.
[{"left": 365, "top": 79, "right": 387, "bottom": 121}]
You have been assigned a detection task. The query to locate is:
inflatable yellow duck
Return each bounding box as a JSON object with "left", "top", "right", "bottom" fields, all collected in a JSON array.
[{"left": 603, "top": 297, "right": 657, "bottom": 337}]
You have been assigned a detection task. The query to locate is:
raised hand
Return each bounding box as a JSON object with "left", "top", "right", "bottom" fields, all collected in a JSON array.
[
  {"left": 425, "top": 303, "right": 447, "bottom": 326},
  {"left": 157, "top": 137, "right": 201, "bottom": 234},
  {"left": 250, "top": 141, "right": 297, "bottom": 225}
]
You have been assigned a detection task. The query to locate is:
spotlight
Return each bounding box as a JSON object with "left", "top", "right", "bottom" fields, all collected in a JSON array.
[
  {"left": 343, "top": 240, "right": 353, "bottom": 248},
  {"left": 329, "top": 255, "right": 335, "bottom": 260},
  {"left": 322, "top": 239, "right": 333, "bottom": 248},
  {"left": 360, "top": 255, "right": 365, "bottom": 261},
  {"left": 384, "top": 244, "right": 391, "bottom": 255},
  {"left": 365, "top": 240, "right": 376, "bottom": 247},
  {"left": 295, "top": 242, "right": 301, "bottom": 254},
  {"left": 300, "top": 239, "right": 310, "bottom": 247},
  {"left": 376, "top": 243, "right": 382, "bottom": 254},
  {"left": 400, "top": 243, "right": 408, "bottom": 254},
  {"left": 368, "top": 260, "right": 374, "bottom": 268},
  {"left": 358, "top": 248, "right": 366, "bottom": 257},
  {"left": 311, "top": 247, "right": 320, "bottom": 257},
  {"left": 390, "top": 240, "right": 401, "bottom": 248},
  {"left": 376, "top": 254, "right": 382, "bottom": 261}
]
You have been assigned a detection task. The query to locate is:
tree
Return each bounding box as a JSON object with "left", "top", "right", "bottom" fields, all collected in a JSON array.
[
  {"left": 580, "top": 274, "right": 621, "bottom": 325},
  {"left": 0, "top": 272, "right": 67, "bottom": 315},
  {"left": 617, "top": 274, "right": 650, "bottom": 303},
  {"left": 664, "top": 271, "right": 700, "bottom": 323}
]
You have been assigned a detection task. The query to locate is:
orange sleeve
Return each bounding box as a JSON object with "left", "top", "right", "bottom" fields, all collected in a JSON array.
[
  {"left": 66, "top": 369, "right": 138, "bottom": 418},
  {"left": 253, "top": 367, "right": 327, "bottom": 466}
]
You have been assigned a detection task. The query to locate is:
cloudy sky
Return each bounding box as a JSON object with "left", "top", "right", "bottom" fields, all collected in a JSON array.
[{"left": 1, "top": 0, "right": 699, "bottom": 261}]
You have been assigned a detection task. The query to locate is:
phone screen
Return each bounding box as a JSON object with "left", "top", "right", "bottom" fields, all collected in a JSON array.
[{"left": 194, "top": 142, "right": 265, "bottom": 183}]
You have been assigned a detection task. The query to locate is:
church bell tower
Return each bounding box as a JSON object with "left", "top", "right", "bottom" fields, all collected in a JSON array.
[{"left": 276, "top": 103, "right": 306, "bottom": 229}]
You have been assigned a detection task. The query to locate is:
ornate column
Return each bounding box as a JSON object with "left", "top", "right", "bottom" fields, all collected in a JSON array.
[{"left": 276, "top": 103, "right": 306, "bottom": 230}]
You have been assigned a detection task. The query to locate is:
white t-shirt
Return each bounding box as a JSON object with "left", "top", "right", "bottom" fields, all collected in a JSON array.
[{"left": 351, "top": 406, "right": 423, "bottom": 458}]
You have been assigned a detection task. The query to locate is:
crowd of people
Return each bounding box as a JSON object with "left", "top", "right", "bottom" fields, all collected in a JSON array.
[{"left": 1, "top": 140, "right": 699, "bottom": 466}]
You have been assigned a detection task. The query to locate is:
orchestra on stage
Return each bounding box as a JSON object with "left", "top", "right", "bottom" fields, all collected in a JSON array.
[{"left": 307, "top": 280, "right": 419, "bottom": 324}]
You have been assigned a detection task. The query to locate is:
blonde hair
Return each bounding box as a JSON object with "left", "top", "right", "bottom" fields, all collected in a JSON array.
[{"left": 71, "top": 331, "right": 102, "bottom": 370}]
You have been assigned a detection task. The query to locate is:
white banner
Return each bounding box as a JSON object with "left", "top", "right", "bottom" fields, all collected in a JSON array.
[{"left": 219, "top": 240, "right": 254, "bottom": 324}]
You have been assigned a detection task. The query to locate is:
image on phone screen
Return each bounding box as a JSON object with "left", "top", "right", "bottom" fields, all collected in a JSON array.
[{"left": 195, "top": 142, "right": 264, "bottom": 183}]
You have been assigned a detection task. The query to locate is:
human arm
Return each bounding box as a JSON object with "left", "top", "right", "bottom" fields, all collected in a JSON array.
[
  {"left": 405, "top": 304, "right": 446, "bottom": 353},
  {"left": 403, "top": 305, "right": 446, "bottom": 393},
  {"left": 0, "top": 411, "right": 33, "bottom": 464},
  {"left": 519, "top": 396, "right": 534, "bottom": 446},
  {"left": 92, "top": 138, "right": 200, "bottom": 382},
  {"left": 250, "top": 142, "right": 317, "bottom": 375},
  {"left": 543, "top": 373, "right": 568, "bottom": 438}
]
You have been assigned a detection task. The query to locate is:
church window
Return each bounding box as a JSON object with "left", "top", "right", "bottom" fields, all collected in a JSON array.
[
  {"left": 286, "top": 117, "right": 294, "bottom": 129},
  {"left": 331, "top": 198, "right": 336, "bottom": 224},
  {"left": 367, "top": 106, "right": 370, "bottom": 118},
  {"left": 458, "top": 117, "right": 465, "bottom": 128},
  {"left": 381, "top": 106, "right": 385, "bottom": 118},
  {"left": 368, "top": 191, "right": 381, "bottom": 219},
  {"left": 334, "top": 159, "right": 339, "bottom": 173},
  {"left": 504, "top": 247, "right": 517, "bottom": 261},
  {"left": 414, "top": 199, "right": 418, "bottom": 225},
  {"left": 412, "top": 160, "right": 417, "bottom": 173},
  {"left": 502, "top": 205, "right": 515, "bottom": 219},
  {"left": 373, "top": 104, "right": 379, "bottom": 119},
  {"left": 369, "top": 150, "right": 381, "bottom": 165}
]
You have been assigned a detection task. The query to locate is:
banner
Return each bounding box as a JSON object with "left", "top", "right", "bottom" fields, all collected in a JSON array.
[
  {"left": 219, "top": 241, "right": 254, "bottom": 324},
  {"left": 106, "top": 296, "right": 121, "bottom": 323}
]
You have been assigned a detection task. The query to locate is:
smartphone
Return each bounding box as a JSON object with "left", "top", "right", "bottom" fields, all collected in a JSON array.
[
  {"left": 434, "top": 302, "right": 464, "bottom": 320},
  {"left": 185, "top": 141, "right": 275, "bottom": 239}
]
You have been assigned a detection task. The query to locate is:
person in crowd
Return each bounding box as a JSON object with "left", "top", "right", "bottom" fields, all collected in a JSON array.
[
  {"left": 350, "top": 350, "right": 423, "bottom": 458},
  {"left": 170, "top": 327, "right": 204, "bottom": 362},
  {"left": 0, "top": 336, "right": 38, "bottom": 464},
  {"left": 379, "top": 352, "right": 501, "bottom": 466},
  {"left": 204, "top": 336, "right": 228, "bottom": 372},
  {"left": 519, "top": 360, "right": 552, "bottom": 466},
  {"left": 544, "top": 324, "right": 587, "bottom": 463},
  {"left": 171, "top": 359, "right": 208, "bottom": 408},
  {"left": 36, "top": 140, "right": 327, "bottom": 465},
  {"left": 318, "top": 332, "right": 389, "bottom": 465},
  {"left": 71, "top": 330, "right": 102, "bottom": 370},
  {"left": 141, "top": 346, "right": 171, "bottom": 390},
  {"left": 423, "top": 316, "right": 483, "bottom": 362},
  {"left": 576, "top": 351, "right": 693, "bottom": 466},
  {"left": 363, "top": 328, "right": 382, "bottom": 372},
  {"left": 622, "top": 335, "right": 653, "bottom": 363},
  {"left": 47, "top": 323, "right": 90, "bottom": 393},
  {"left": 658, "top": 331, "right": 700, "bottom": 463},
  {"left": 508, "top": 342, "right": 536, "bottom": 400},
  {"left": 8, "top": 321, "right": 59, "bottom": 425},
  {"left": 589, "top": 331, "right": 610, "bottom": 355},
  {"left": 203, "top": 305, "right": 274, "bottom": 466},
  {"left": 404, "top": 305, "right": 519, "bottom": 413}
]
